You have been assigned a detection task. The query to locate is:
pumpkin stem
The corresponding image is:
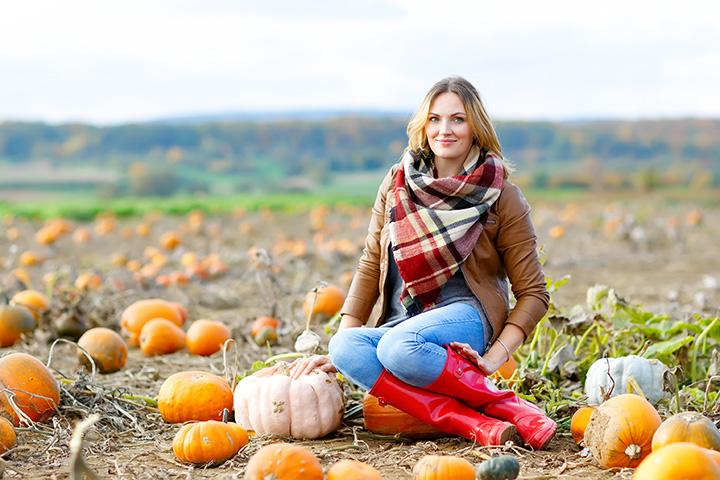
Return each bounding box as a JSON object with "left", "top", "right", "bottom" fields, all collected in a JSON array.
[
  {"left": 222, "top": 408, "right": 229, "bottom": 423},
  {"left": 624, "top": 443, "right": 642, "bottom": 459}
]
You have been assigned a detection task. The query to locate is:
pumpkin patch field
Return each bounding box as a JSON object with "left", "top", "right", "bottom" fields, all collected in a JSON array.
[{"left": 1, "top": 196, "right": 719, "bottom": 479}]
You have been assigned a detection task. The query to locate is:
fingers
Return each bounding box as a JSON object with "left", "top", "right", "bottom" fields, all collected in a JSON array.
[{"left": 288, "top": 355, "right": 333, "bottom": 379}]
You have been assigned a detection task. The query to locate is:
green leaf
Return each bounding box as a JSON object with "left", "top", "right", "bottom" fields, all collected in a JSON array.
[{"left": 642, "top": 337, "right": 693, "bottom": 358}]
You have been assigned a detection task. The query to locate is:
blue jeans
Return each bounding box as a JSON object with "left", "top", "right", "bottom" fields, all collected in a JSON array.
[{"left": 328, "top": 303, "right": 486, "bottom": 391}]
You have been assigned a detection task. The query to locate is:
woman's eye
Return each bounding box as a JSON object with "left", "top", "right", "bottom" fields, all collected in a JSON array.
[
  {"left": 453, "top": 117, "right": 465, "bottom": 123},
  {"left": 428, "top": 116, "right": 439, "bottom": 122}
]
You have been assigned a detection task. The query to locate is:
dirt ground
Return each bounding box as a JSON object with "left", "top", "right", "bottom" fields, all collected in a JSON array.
[{"left": 1, "top": 193, "right": 719, "bottom": 479}]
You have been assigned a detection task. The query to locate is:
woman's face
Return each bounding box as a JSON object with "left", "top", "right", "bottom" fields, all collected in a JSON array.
[{"left": 425, "top": 91, "right": 473, "bottom": 166}]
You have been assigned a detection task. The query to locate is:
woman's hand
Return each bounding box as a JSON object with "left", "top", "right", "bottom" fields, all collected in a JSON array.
[
  {"left": 288, "top": 354, "right": 337, "bottom": 379},
  {"left": 449, "top": 341, "right": 504, "bottom": 376}
]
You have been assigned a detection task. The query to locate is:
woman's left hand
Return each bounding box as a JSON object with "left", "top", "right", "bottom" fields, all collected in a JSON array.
[{"left": 449, "top": 341, "right": 503, "bottom": 376}]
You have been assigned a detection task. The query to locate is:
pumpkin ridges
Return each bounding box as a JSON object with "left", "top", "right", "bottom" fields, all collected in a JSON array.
[
  {"left": 0, "top": 352, "right": 61, "bottom": 426},
  {"left": 570, "top": 405, "right": 596, "bottom": 444},
  {"left": 244, "top": 442, "right": 323, "bottom": 480},
  {"left": 651, "top": 411, "right": 720, "bottom": 452},
  {"left": 413, "top": 454, "right": 475, "bottom": 480},
  {"left": 632, "top": 442, "right": 720, "bottom": 479},
  {"left": 158, "top": 371, "right": 233, "bottom": 424},
  {"left": 363, "top": 392, "right": 444, "bottom": 439},
  {"left": 327, "top": 459, "right": 382, "bottom": 480}
]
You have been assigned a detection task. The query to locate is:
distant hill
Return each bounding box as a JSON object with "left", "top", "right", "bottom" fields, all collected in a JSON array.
[{"left": 146, "top": 109, "right": 413, "bottom": 125}]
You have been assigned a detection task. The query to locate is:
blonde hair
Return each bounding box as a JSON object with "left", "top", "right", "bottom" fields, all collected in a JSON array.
[{"left": 405, "top": 76, "right": 514, "bottom": 178}]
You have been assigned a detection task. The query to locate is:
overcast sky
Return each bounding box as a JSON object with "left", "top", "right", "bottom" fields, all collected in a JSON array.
[{"left": 1, "top": 0, "right": 718, "bottom": 125}]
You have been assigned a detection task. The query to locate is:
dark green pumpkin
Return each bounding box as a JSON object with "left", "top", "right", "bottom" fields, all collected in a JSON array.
[{"left": 476, "top": 454, "right": 520, "bottom": 480}]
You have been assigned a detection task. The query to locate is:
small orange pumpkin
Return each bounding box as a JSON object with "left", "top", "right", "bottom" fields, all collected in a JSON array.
[
  {"left": 9, "top": 289, "right": 49, "bottom": 323},
  {"left": 0, "top": 305, "right": 36, "bottom": 347},
  {"left": 327, "top": 459, "right": 382, "bottom": 480},
  {"left": 0, "top": 352, "right": 61, "bottom": 426},
  {"left": 413, "top": 454, "right": 475, "bottom": 480},
  {"left": 652, "top": 411, "right": 720, "bottom": 452},
  {"left": 120, "top": 298, "right": 184, "bottom": 347},
  {"left": 491, "top": 355, "right": 518, "bottom": 387},
  {"left": 251, "top": 316, "right": 279, "bottom": 337},
  {"left": 570, "top": 405, "right": 597, "bottom": 444},
  {"left": 244, "top": 442, "right": 323, "bottom": 480},
  {"left": 158, "top": 371, "right": 234, "bottom": 424},
  {"left": 139, "top": 318, "right": 186, "bottom": 356},
  {"left": 159, "top": 231, "right": 181, "bottom": 251},
  {"left": 172, "top": 419, "right": 248, "bottom": 466},
  {"left": 632, "top": 442, "right": 720, "bottom": 479},
  {"left": 77, "top": 327, "right": 128, "bottom": 373},
  {"left": 584, "top": 393, "right": 662, "bottom": 469},
  {"left": 302, "top": 284, "right": 346, "bottom": 321},
  {"left": 0, "top": 416, "right": 17, "bottom": 454},
  {"left": 362, "top": 392, "right": 444, "bottom": 439},
  {"left": 185, "top": 319, "right": 232, "bottom": 356}
]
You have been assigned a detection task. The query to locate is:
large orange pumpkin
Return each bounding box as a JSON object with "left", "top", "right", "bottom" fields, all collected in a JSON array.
[
  {"left": 120, "top": 298, "right": 184, "bottom": 347},
  {"left": 0, "top": 304, "right": 36, "bottom": 347},
  {"left": 185, "top": 319, "right": 231, "bottom": 356},
  {"left": 0, "top": 352, "right": 61, "bottom": 426},
  {"left": 652, "top": 411, "right": 720, "bottom": 452},
  {"left": 326, "top": 459, "right": 382, "bottom": 480},
  {"left": 362, "top": 392, "right": 444, "bottom": 439},
  {"left": 244, "top": 442, "right": 323, "bottom": 480},
  {"left": 172, "top": 419, "right": 248, "bottom": 466},
  {"left": 9, "top": 289, "right": 49, "bottom": 323},
  {"left": 77, "top": 327, "right": 128, "bottom": 373},
  {"left": 0, "top": 417, "right": 16, "bottom": 454},
  {"left": 158, "top": 371, "right": 233, "bottom": 424},
  {"left": 302, "top": 284, "right": 345, "bottom": 321},
  {"left": 632, "top": 442, "right": 720, "bottom": 479},
  {"left": 584, "top": 393, "right": 662, "bottom": 469},
  {"left": 138, "top": 318, "right": 186, "bottom": 356},
  {"left": 413, "top": 454, "right": 475, "bottom": 480}
]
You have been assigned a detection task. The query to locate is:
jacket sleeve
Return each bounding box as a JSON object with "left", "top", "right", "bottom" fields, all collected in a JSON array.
[
  {"left": 340, "top": 165, "right": 397, "bottom": 324},
  {"left": 495, "top": 183, "right": 550, "bottom": 339}
]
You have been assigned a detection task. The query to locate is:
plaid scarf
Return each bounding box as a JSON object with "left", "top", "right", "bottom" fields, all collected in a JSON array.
[{"left": 389, "top": 147, "right": 504, "bottom": 313}]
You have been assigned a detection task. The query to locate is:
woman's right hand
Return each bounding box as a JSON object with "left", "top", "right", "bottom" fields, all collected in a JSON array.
[{"left": 288, "top": 354, "right": 337, "bottom": 379}]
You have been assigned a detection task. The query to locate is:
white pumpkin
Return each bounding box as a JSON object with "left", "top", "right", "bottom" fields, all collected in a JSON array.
[
  {"left": 585, "top": 355, "right": 668, "bottom": 405},
  {"left": 233, "top": 362, "right": 345, "bottom": 439}
]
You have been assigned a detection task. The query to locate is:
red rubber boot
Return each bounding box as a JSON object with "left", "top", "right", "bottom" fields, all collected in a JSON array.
[
  {"left": 424, "top": 346, "right": 556, "bottom": 450},
  {"left": 368, "top": 369, "right": 518, "bottom": 446}
]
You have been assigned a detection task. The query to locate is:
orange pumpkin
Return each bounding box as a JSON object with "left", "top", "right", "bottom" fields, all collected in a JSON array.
[
  {"left": 363, "top": 392, "right": 444, "bottom": 439},
  {"left": 302, "top": 284, "right": 346, "bottom": 321},
  {"left": 172, "top": 419, "right": 248, "bottom": 466},
  {"left": 0, "top": 352, "right": 60, "bottom": 426},
  {"left": 9, "top": 289, "right": 49, "bottom": 323},
  {"left": 185, "top": 319, "right": 232, "bottom": 356},
  {"left": 706, "top": 448, "right": 720, "bottom": 468},
  {"left": 0, "top": 304, "right": 36, "bottom": 347},
  {"left": 158, "top": 371, "right": 233, "bottom": 424},
  {"left": 159, "top": 231, "right": 181, "bottom": 250},
  {"left": 571, "top": 405, "right": 597, "bottom": 444},
  {"left": 327, "top": 459, "right": 382, "bottom": 480},
  {"left": 632, "top": 442, "right": 720, "bottom": 479},
  {"left": 491, "top": 355, "right": 518, "bottom": 387},
  {"left": 0, "top": 416, "right": 17, "bottom": 454},
  {"left": 584, "top": 393, "right": 662, "bottom": 469},
  {"left": 413, "top": 454, "right": 475, "bottom": 480},
  {"left": 251, "top": 316, "right": 280, "bottom": 337},
  {"left": 652, "top": 411, "right": 720, "bottom": 452},
  {"left": 120, "top": 298, "right": 184, "bottom": 347},
  {"left": 77, "top": 327, "right": 128, "bottom": 373},
  {"left": 138, "top": 318, "right": 186, "bottom": 356},
  {"left": 244, "top": 442, "right": 323, "bottom": 480}
]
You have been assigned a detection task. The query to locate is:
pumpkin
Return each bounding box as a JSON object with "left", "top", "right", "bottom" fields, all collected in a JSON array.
[
  {"left": 326, "top": 459, "right": 382, "bottom": 480},
  {"left": 570, "top": 405, "right": 597, "bottom": 444},
  {"left": 76, "top": 327, "right": 128, "bottom": 373},
  {"left": 301, "top": 284, "right": 345, "bottom": 321},
  {"left": 138, "top": 318, "right": 186, "bottom": 356},
  {"left": 0, "top": 352, "right": 61, "bottom": 426},
  {"left": 120, "top": 298, "right": 184, "bottom": 347},
  {"left": 158, "top": 371, "right": 233, "bottom": 423},
  {"left": 251, "top": 316, "right": 279, "bottom": 337},
  {"left": 0, "top": 416, "right": 17, "bottom": 454},
  {"left": 584, "top": 393, "right": 662, "bottom": 469},
  {"left": 233, "top": 362, "right": 344, "bottom": 439},
  {"left": 9, "top": 289, "right": 49, "bottom": 323},
  {"left": 244, "top": 442, "right": 323, "bottom": 480},
  {"left": 172, "top": 419, "right": 248, "bottom": 466},
  {"left": 159, "top": 231, "right": 181, "bottom": 250},
  {"left": 706, "top": 448, "right": 720, "bottom": 468},
  {"left": 253, "top": 326, "right": 278, "bottom": 346},
  {"left": 585, "top": 355, "right": 668, "bottom": 405},
  {"left": 0, "top": 304, "right": 36, "bottom": 347},
  {"left": 362, "top": 392, "right": 444, "bottom": 439},
  {"left": 652, "top": 411, "right": 720, "bottom": 452},
  {"left": 413, "top": 454, "right": 475, "bottom": 480},
  {"left": 476, "top": 454, "right": 520, "bottom": 480},
  {"left": 632, "top": 442, "right": 720, "bottom": 479},
  {"left": 185, "top": 319, "right": 232, "bottom": 356},
  {"left": 491, "top": 355, "right": 518, "bottom": 387}
]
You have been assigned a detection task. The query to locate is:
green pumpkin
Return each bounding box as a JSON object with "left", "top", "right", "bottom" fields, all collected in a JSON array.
[{"left": 476, "top": 455, "right": 520, "bottom": 480}]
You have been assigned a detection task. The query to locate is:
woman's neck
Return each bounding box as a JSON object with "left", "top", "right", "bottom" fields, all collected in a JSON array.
[{"left": 433, "top": 157, "right": 464, "bottom": 178}]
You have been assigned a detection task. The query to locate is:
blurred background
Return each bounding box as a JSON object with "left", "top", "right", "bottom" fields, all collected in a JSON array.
[{"left": 1, "top": 0, "right": 718, "bottom": 216}]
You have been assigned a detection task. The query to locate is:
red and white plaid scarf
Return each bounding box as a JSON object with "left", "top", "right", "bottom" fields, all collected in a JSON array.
[{"left": 389, "top": 147, "right": 504, "bottom": 313}]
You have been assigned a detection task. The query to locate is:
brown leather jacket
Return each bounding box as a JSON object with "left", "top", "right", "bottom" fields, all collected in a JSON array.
[{"left": 340, "top": 163, "right": 549, "bottom": 342}]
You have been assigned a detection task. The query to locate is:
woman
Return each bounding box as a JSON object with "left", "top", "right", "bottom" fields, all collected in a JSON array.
[{"left": 290, "top": 76, "right": 556, "bottom": 449}]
